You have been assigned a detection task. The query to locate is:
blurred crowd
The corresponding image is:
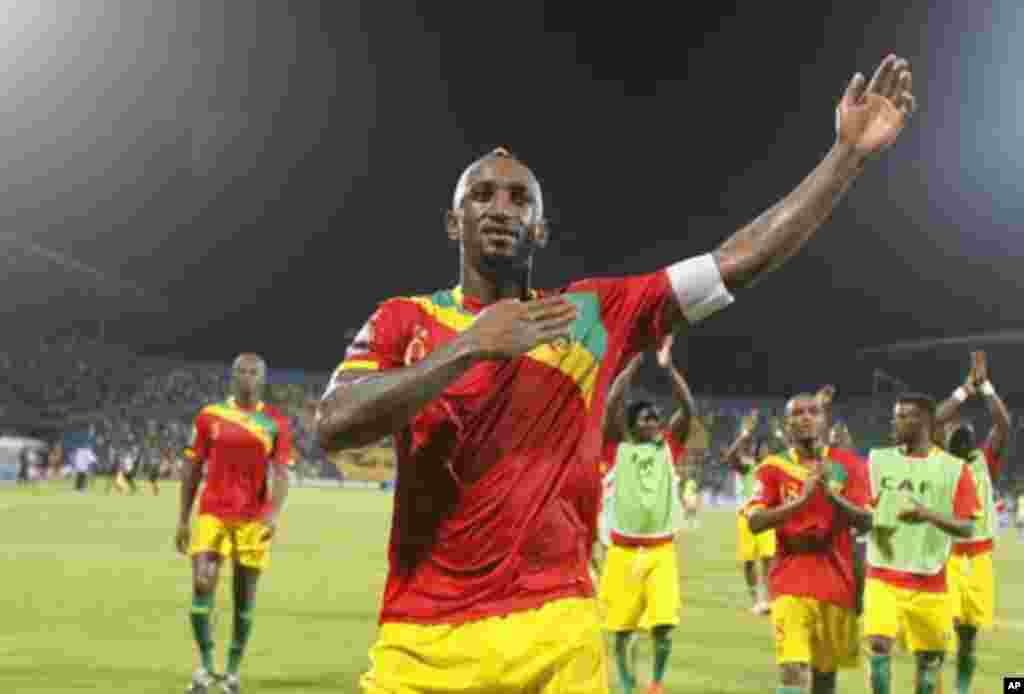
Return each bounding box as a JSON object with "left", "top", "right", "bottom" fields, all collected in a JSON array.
[{"left": 3, "top": 331, "right": 1022, "bottom": 501}]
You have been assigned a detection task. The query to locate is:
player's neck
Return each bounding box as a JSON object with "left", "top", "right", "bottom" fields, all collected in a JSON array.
[
  {"left": 904, "top": 434, "right": 932, "bottom": 456},
  {"left": 459, "top": 262, "right": 532, "bottom": 304},
  {"left": 233, "top": 393, "right": 260, "bottom": 409},
  {"left": 793, "top": 440, "right": 823, "bottom": 461}
]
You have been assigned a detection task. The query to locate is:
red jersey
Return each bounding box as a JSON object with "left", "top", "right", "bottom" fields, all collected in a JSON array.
[
  {"left": 953, "top": 440, "right": 1005, "bottom": 557},
  {"left": 185, "top": 398, "right": 293, "bottom": 521},
  {"left": 334, "top": 272, "right": 687, "bottom": 625},
  {"left": 866, "top": 452, "right": 979, "bottom": 592},
  {"left": 745, "top": 447, "right": 869, "bottom": 610}
]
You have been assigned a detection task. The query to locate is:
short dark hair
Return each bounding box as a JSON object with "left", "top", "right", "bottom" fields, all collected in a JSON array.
[
  {"left": 895, "top": 392, "right": 937, "bottom": 419},
  {"left": 626, "top": 400, "right": 659, "bottom": 431}
]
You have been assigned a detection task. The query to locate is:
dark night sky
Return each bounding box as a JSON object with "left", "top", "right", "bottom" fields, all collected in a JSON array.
[{"left": 4, "top": 1, "right": 1022, "bottom": 397}]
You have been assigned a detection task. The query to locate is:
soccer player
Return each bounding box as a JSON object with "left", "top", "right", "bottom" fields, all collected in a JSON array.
[
  {"left": 863, "top": 393, "right": 979, "bottom": 694},
  {"left": 1017, "top": 486, "right": 1024, "bottom": 541},
  {"left": 317, "top": 55, "right": 915, "bottom": 694},
  {"left": 598, "top": 347, "right": 691, "bottom": 694},
  {"left": 176, "top": 354, "right": 293, "bottom": 694},
  {"left": 723, "top": 411, "right": 777, "bottom": 615},
  {"left": 745, "top": 393, "right": 871, "bottom": 694},
  {"left": 932, "top": 353, "right": 1011, "bottom": 694}
]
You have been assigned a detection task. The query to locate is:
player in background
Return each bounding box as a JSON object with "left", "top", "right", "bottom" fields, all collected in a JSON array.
[
  {"left": 817, "top": 387, "right": 871, "bottom": 620},
  {"left": 317, "top": 55, "right": 915, "bottom": 694},
  {"left": 723, "top": 410, "right": 777, "bottom": 615},
  {"left": 863, "top": 394, "right": 979, "bottom": 694},
  {"left": 599, "top": 347, "right": 691, "bottom": 694},
  {"left": 746, "top": 393, "right": 871, "bottom": 694},
  {"left": 681, "top": 474, "right": 701, "bottom": 530},
  {"left": 1016, "top": 485, "right": 1024, "bottom": 541},
  {"left": 176, "top": 354, "right": 293, "bottom": 694},
  {"left": 931, "top": 352, "right": 1011, "bottom": 694}
]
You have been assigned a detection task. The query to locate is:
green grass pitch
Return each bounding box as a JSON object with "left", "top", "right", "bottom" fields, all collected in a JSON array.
[{"left": 1, "top": 482, "right": 1020, "bottom": 692}]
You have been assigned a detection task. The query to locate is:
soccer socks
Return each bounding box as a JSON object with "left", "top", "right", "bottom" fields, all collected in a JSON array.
[
  {"left": 812, "top": 670, "right": 837, "bottom": 694},
  {"left": 868, "top": 654, "right": 892, "bottom": 694},
  {"left": 651, "top": 626, "right": 673, "bottom": 683},
  {"left": 614, "top": 632, "right": 636, "bottom": 694},
  {"left": 190, "top": 593, "right": 215, "bottom": 673},
  {"left": 226, "top": 596, "right": 255, "bottom": 675},
  {"left": 955, "top": 626, "right": 978, "bottom": 694},
  {"left": 915, "top": 651, "right": 944, "bottom": 694}
]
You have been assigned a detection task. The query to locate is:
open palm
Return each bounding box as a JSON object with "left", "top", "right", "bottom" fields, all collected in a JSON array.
[{"left": 836, "top": 55, "right": 916, "bottom": 155}]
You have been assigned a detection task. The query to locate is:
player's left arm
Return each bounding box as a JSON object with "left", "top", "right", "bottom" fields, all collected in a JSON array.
[
  {"left": 825, "top": 454, "right": 872, "bottom": 532},
  {"left": 657, "top": 334, "right": 697, "bottom": 445},
  {"left": 976, "top": 356, "right": 1011, "bottom": 465},
  {"left": 264, "top": 415, "right": 294, "bottom": 539},
  {"left": 602, "top": 353, "right": 643, "bottom": 446},
  {"left": 621, "top": 58, "right": 913, "bottom": 341},
  {"left": 692, "top": 56, "right": 916, "bottom": 299}
]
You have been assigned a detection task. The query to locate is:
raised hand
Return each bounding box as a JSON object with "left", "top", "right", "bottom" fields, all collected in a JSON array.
[
  {"left": 816, "top": 385, "right": 836, "bottom": 409},
  {"left": 971, "top": 350, "right": 988, "bottom": 386},
  {"left": 836, "top": 54, "right": 916, "bottom": 156},
  {"left": 466, "top": 297, "right": 577, "bottom": 360}
]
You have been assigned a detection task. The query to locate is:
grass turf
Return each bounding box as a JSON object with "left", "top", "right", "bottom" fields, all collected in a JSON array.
[{"left": 1, "top": 481, "right": 1020, "bottom": 692}]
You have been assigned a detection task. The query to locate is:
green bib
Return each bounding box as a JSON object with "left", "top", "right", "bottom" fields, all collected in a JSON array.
[
  {"left": 611, "top": 438, "right": 678, "bottom": 539},
  {"left": 955, "top": 449, "right": 995, "bottom": 545},
  {"left": 867, "top": 447, "right": 963, "bottom": 576}
]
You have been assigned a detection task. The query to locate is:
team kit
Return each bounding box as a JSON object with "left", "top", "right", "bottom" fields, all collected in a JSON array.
[{"left": 171, "top": 55, "right": 1013, "bottom": 694}]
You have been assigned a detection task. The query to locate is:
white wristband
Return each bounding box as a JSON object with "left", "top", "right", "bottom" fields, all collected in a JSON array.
[
  {"left": 980, "top": 381, "right": 996, "bottom": 397},
  {"left": 665, "top": 254, "right": 735, "bottom": 323},
  {"left": 953, "top": 387, "right": 968, "bottom": 403}
]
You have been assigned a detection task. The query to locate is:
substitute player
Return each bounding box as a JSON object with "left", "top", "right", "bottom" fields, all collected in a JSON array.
[
  {"left": 317, "top": 55, "right": 915, "bottom": 694},
  {"left": 746, "top": 393, "right": 871, "bottom": 694},
  {"left": 863, "top": 393, "right": 978, "bottom": 694},
  {"left": 933, "top": 353, "right": 1011, "bottom": 694},
  {"left": 176, "top": 354, "right": 293, "bottom": 694},
  {"left": 599, "top": 348, "right": 691, "bottom": 694},
  {"left": 723, "top": 411, "right": 777, "bottom": 615}
]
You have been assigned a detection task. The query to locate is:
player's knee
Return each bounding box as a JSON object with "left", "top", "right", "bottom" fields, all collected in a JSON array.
[
  {"left": 780, "top": 663, "right": 809, "bottom": 687},
  {"left": 867, "top": 636, "right": 892, "bottom": 656}
]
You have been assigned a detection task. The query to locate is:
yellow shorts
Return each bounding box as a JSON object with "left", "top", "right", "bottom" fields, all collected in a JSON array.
[
  {"left": 599, "top": 541, "right": 680, "bottom": 632},
  {"left": 189, "top": 514, "right": 272, "bottom": 571},
  {"left": 360, "top": 597, "right": 608, "bottom": 694},
  {"left": 947, "top": 551, "right": 995, "bottom": 629},
  {"left": 863, "top": 578, "right": 951, "bottom": 652},
  {"left": 771, "top": 595, "right": 859, "bottom": 672},
  {"left": 737, "top": 512, "right": 776, "bottom": 562}
]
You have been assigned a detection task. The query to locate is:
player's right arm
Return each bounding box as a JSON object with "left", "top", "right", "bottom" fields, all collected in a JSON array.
[
  {"left": 317, "top": 296, "right": 577, "bottom": 451},
  {"left": 176, "top": 411, "right": 210, "bottom": 554},
  {"left": 747, "top": 465, "right": 823, "bottom": 534},
  {"left": 721, "top": 411, "right": 757, "bottom": 474},
  {"left": 601, "top": 353, "right": 643, "bottom": 446}
]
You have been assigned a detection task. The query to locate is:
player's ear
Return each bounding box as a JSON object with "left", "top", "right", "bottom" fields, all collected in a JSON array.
[
  {"left": 530, "top": 220, "right": 549, "bottom": 249},
  {"left": 445, "top": 209, "right": 462, "bottom": 243}
]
